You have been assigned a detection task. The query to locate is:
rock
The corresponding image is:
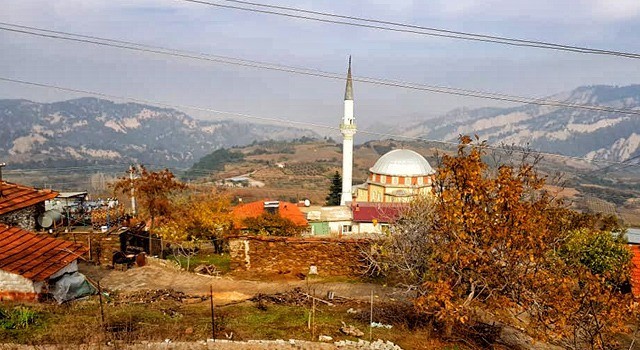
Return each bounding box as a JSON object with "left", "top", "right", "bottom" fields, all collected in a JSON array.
[
  {"left": 340, "top": 322, "right": 365, "bottom": 337},
  {"left": 318, "top": 335, "right": 333, "bottom": 342}
]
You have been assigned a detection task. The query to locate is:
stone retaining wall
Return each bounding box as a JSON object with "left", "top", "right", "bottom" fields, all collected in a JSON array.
[{"left": 228, "top": 236, "right": 370, "bottom": 277}]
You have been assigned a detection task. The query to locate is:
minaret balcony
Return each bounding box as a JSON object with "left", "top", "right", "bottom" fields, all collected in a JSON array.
[{"left": 340, "top": 123, "right": 357, "bottom": 130}]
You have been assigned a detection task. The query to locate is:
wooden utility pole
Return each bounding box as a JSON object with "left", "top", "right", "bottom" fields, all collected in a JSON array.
[
  {"left": 369, "top": 290, "right": 374, "bottom": 341},
  {"left": 129, "top": 164, "right": 137, "bottom": 216},
  {"left": 97, "top": 281, "right": 105, "bottom": 327},
  {"left": 210, "top": 285, "right": 216, "bottom": 342}
]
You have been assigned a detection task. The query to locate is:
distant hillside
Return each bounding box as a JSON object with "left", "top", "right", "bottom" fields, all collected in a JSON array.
[
  {"left": 398, "top": 85, "right": 640, "bottom": 164},
  {"left": 0, "top": 97, "right": 317, "bottom": 168}
]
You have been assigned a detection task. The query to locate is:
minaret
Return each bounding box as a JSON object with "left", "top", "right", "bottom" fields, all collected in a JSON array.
[{"left": 340, "top": 57, "right": 356, "bottom": 205}]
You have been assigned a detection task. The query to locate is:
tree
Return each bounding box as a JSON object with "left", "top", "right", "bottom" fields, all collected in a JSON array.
[
  {"left": 157, "top": 191, "right": 233, "bottom": 253},
  {"left": 326, "top": 171, "right": 342, "bottom": 205},
  {"left": 242, "top": 212, "right": 306, "bottom": 237},
  {"left": 371, "top": 136, "right": 636, "bottom": 348},
  {"left": 113, "top": 166, "right": 186, "bottom": 230}
]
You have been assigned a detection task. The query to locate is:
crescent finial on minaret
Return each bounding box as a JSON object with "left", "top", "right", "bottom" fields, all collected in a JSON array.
[{"left": 344, "top": 55, "right": 353, "bottom": 101}]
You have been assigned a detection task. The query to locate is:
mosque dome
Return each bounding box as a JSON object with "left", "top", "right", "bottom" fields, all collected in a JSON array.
[{"left": 369, "top": 149, "right": 434, "bottom": 177}]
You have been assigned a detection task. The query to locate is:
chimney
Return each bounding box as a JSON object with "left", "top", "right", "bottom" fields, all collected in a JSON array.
[
  {"left": 263, "top": 201, "right": 280, "bottom": 215},
  {"left": 0, "top": 162, "right": 5, "bottom": 197}
]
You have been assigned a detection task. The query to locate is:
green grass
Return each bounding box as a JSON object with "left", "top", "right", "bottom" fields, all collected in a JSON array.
[
  {"left": 166, "top": 253, "right": 231, "bottom": 273},
  {"left": 0, "top": 296, "right": 456, "bottom": 349}
]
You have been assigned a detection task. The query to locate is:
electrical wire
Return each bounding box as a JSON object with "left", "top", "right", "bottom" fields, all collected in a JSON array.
[
  {"left": 2, "top": 22, "right": 640, "bottom": 115},
  {"left": 1, "top": 75, "right": 638, "bottom": 169},
  {"left": 179, "top": 0, "right": 640, "bottom": 59}
]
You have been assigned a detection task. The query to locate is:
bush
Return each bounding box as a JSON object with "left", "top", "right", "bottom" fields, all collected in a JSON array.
[{"left": 0, "top": 306, "right": 38, "bottom": 330}]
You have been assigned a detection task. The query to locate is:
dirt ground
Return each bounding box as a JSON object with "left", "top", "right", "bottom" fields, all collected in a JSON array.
[{"left": 80, "top": 260, "right": 402, "bottom": 305}]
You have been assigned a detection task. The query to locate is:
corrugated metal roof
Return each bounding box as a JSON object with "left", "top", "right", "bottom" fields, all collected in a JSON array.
[
  {"left": 0, "top": 181, "right": 58, "bottom": 216},
  {"left": 0, "top": 224, "right": 87, "bottom": 281}
]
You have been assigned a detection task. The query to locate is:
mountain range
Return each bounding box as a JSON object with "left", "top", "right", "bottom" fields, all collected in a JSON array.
[
  {"left": 2, "top": 84, "right": 640, "bottom": 170},
  {"left": 0, "top": 98, "right": 316, "bottom": 168},
  {"left": 397, "top": 85, "right": 640, "bottom": 164}
]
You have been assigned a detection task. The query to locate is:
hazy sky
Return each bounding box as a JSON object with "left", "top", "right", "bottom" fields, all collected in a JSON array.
[{"left": 2, "top": 0, "right": 640, "bottom": 133}]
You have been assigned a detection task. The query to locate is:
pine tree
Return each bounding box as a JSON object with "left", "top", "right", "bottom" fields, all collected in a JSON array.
[{"left": 326, "top": 171, "right": 342, "bottom": 205}]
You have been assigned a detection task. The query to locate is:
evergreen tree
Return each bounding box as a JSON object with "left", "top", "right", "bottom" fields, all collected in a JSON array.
[{"left": 326, "top": 171, "right": 342, "bottom": 205}]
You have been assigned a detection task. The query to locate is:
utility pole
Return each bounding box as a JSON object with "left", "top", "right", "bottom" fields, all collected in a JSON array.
[{"left": 129, "top": 164, "right": 137, "bottom": 216}]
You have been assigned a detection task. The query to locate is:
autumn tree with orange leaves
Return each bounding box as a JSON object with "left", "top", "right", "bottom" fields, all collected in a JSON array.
[
  {"left": 157, "top": 191, "right": 233, "bottom": 253},
  {"left": 113, "top": 166, "right": 186, "bottom": 230},
  {"left": 375, "top": 136, "right": 636, "bottom": 348}
]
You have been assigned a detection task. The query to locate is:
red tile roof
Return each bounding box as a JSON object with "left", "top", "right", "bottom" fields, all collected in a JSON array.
[
  {"left": 0, "top": 224, "right": 87, "bottom": 281},
  {"left": 351, "top": 203, "right": 406, "bottom": 223},
  {"left": 231, "top": 201, "right": 308, "bottom": 228},
  {"left": 0, "top": 181, "right": 58, "bottom": 216},
  {"left": 630, "top": 245, "right": 640, "bottom": 298}
]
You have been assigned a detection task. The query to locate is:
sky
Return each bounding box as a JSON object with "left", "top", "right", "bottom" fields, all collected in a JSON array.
[{"left": 1, "top": 0, "right": 640, "bottom": 132}]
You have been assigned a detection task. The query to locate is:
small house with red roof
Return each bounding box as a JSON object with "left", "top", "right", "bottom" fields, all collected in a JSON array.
[
  {"left": 0, "top": 223, "right": 90, "bottom": 302},
  {"left": 231, "top": 200, "right": 308, "bottom": 234},
  {"left": 350, "top": 202, "right": 404, "bottom": 235},
  {"left": 0, "top": 181, "right": 58, "bottom": 231}
]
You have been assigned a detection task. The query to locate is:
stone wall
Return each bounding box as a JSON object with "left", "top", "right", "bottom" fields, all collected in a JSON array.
[
  {"left": 228, "top": 236, "right": 370, "bottom": 277},
  {"left": 0, "top": 204, "right": 41, "bottom": 231}
]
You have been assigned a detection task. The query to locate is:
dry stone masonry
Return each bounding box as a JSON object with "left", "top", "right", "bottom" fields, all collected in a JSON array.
[{"left": 229, "top": 236, "right": 370, "bottom": 277}]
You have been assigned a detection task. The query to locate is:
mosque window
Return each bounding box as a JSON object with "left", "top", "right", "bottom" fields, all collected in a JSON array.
[
  {"left": 417, "top": 177, "right": 423, "bottom": 185},
  {"left": 381, "top": 175, "right": 386, "bottom": 183},
  {"left": 392, "top": 176, "right": 398, "bottom": 185}
]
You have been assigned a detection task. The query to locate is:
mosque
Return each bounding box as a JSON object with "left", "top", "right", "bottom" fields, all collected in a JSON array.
[{"left": 339, "top": 59, "right": 435, "bottom": 205}]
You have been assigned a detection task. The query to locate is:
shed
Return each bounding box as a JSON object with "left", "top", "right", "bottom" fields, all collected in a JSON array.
[
  {"left": 0, "top": 224, "right": 90, "bottom": 302},
  {"left": 0, "top": 181, "right": 58, "bottom": 231}
]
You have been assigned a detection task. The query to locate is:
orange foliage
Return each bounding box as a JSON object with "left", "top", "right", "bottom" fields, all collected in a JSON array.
[{"left": 412, "top": 136, "right": 636, "bottom": 347}]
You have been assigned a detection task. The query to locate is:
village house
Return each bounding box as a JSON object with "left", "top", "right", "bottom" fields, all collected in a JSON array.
[
  {"left": 350, "top": 202, "right": 403, "bottom": 235},
  {"left": 231, "top": 200, "right": 308, "bottom": 234},
  {"left": 0, "top": 223, "right": 90, "bottom": 302},
  {"left": 302, "top": 205, "right": 353, "bottom": 236},
  {"left": 0, "top": 180, "right": 58, "bottom": 231}
]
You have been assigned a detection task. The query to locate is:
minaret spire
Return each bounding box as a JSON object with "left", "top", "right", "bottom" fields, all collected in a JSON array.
[
  {"left": 344, "top": 56, "right": 353, "bottom": 101},
  {"left": 340, "top": 56, "right": 356, "bottom": 206}
]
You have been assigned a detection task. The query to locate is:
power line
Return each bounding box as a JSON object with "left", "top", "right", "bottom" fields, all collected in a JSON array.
[
  {"left": 179, "top": 0, "right": 640, "bottom": 60},
  {"left": 1, "top": 75, "right": 638, "bottom": 169},
  {"left": 2, "top": 23, "right": 640, "bottom": 116}
]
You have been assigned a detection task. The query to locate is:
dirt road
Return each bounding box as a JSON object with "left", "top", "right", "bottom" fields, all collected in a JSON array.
[{"left": 80, "top": 260, "right": 401, "bottom": 304}]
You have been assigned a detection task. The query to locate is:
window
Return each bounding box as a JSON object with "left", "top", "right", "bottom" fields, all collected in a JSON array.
[
  {"left": 417, "top": 177, "right": 423, "bottom": 185},
  {"left": 342, "top": 225, "right": 352, "bottom": 233},
  {"left": 381, "top": 175, "right": 386, "bottom": 184},
  {"left": 392, "top": 176, "right": 398, "bottom": 185}
]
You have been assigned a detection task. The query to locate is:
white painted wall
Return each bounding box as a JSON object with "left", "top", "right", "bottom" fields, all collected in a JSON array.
[
  {"left": 0, "top": 270, "right": 36, "bottom": 293},
  {"left": 328, "top": 220, "right": 354, "bottom": 235}
]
